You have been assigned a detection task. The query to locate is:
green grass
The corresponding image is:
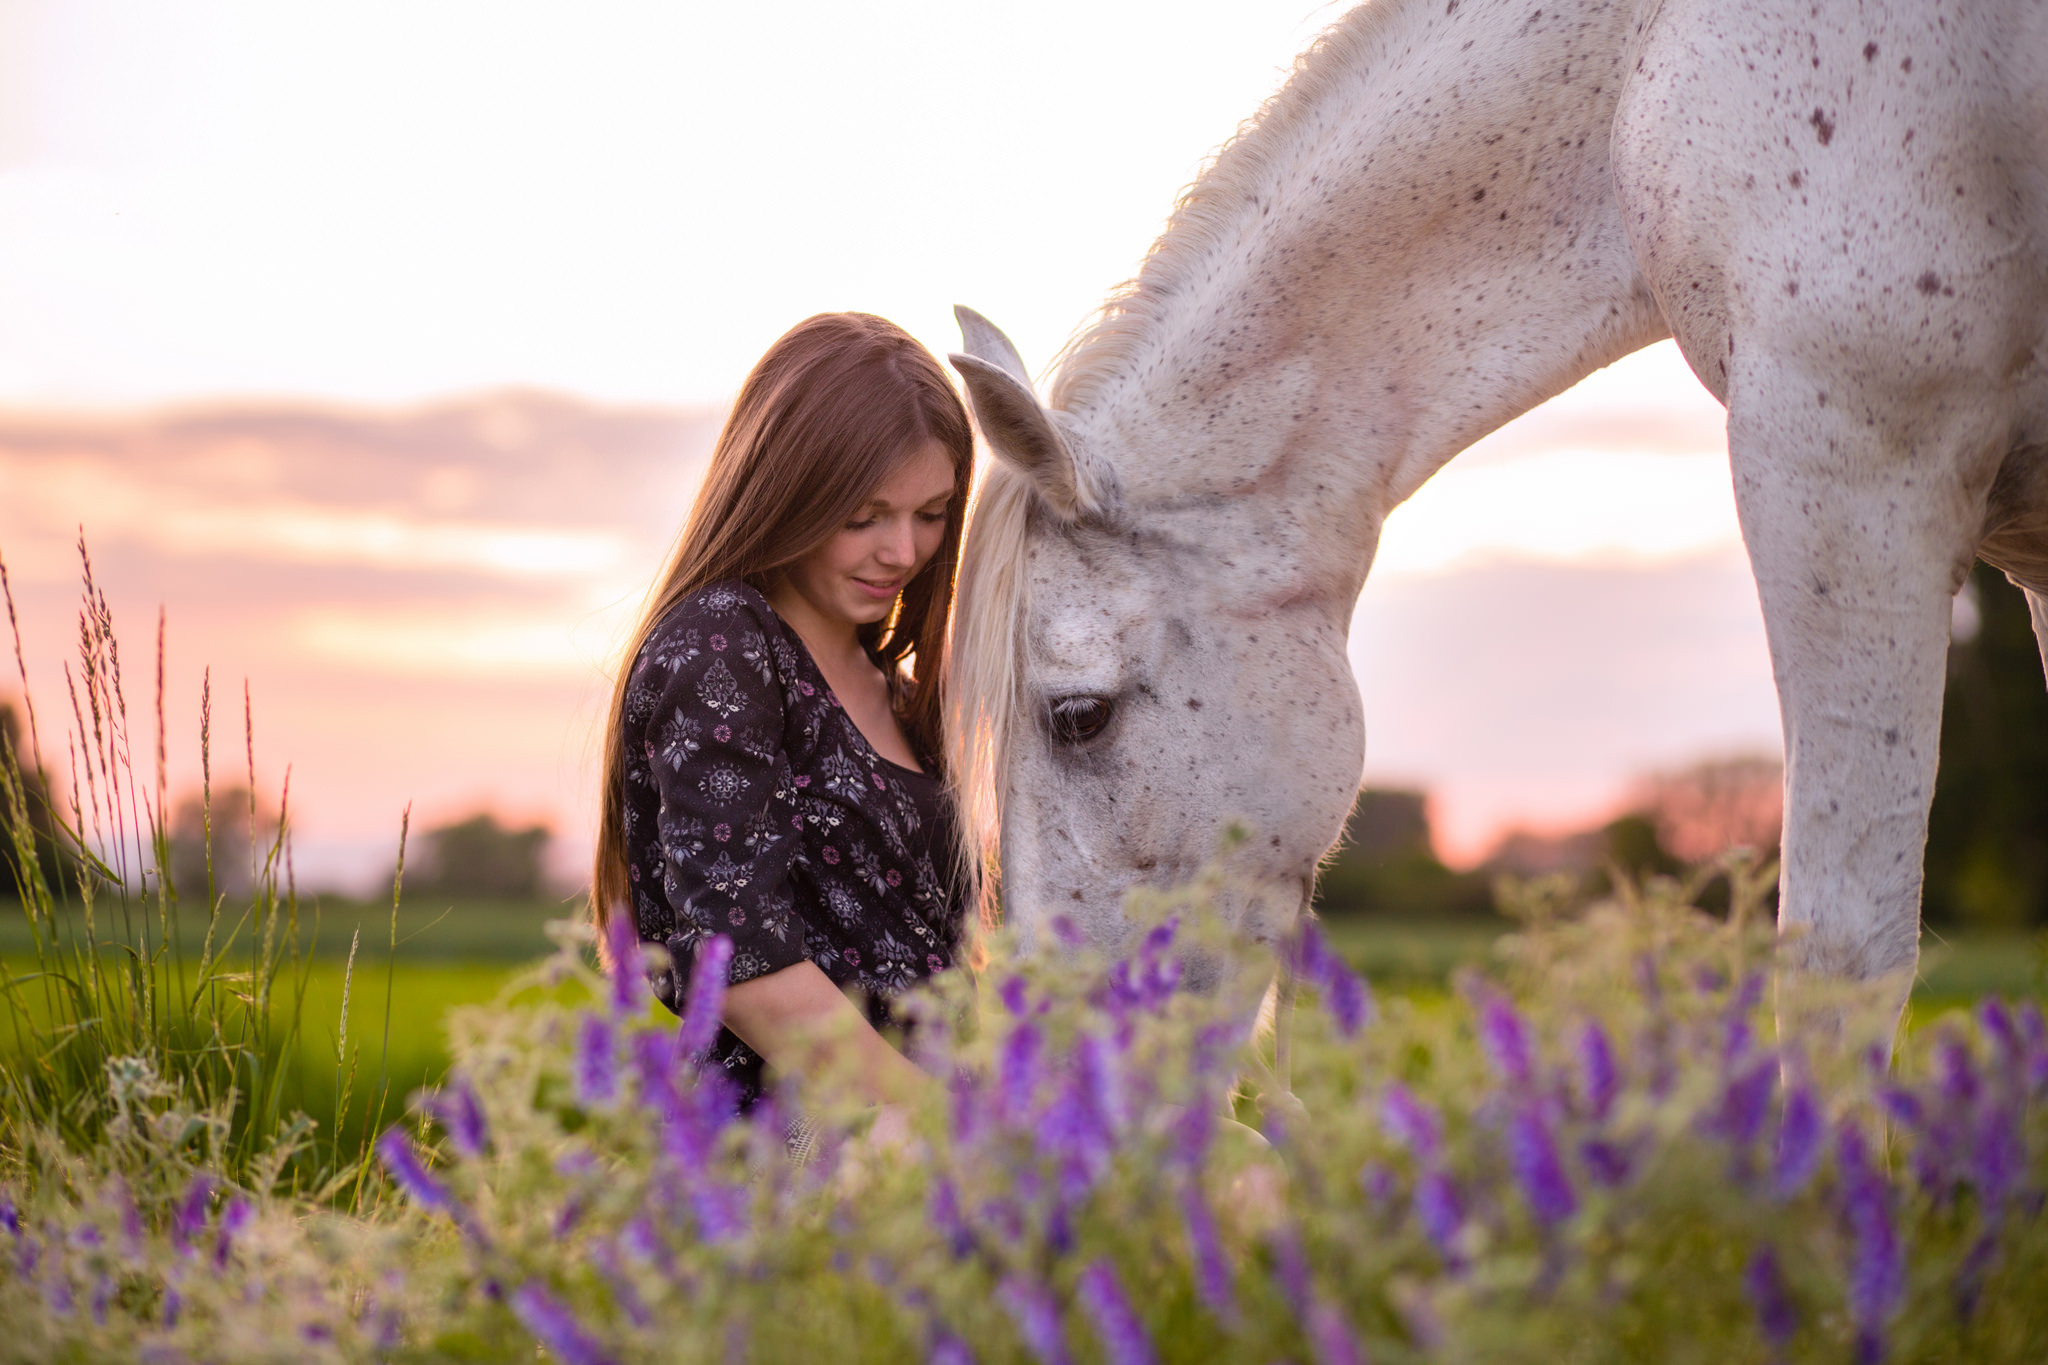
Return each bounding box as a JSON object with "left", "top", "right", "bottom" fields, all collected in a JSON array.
[
  {"left": 0, "top": 894, "right": 577, "bottom": 962},
  {"left": 1320, "top": 910, "right": 2048, "bottom": 1023},
  {"left": 8, "top": 893, "right": 2040, "bottom": 1173}
]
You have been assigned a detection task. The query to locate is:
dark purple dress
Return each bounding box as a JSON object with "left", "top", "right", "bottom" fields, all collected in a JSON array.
[{"left": 619, "top": 579, "right": 966, "bottom": 1108}]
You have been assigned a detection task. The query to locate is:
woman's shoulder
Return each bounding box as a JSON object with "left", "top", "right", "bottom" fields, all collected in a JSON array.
[
  {"left": 632, "top": 579, "right": 791, "bottom": 697},
  {"left": 642, "top": 579, "right": 779, "bottom": 646}
]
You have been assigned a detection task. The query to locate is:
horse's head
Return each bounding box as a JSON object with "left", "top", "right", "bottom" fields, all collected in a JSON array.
[{"left": 946, "top": 308, "right": 1365, "bottom": 968}]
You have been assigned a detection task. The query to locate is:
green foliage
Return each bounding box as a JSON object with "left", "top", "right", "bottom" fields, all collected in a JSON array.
[
  {"left": 1314, "top": 788, "right": 1494, "bottom": 921},
  {"left": 8, "top": 861, "right": 2047, "bottom": 1362},
  {"left": 1926, "top": 565, "right": 2048, "bottom": 929},
  {"left": 0, "top": 548, "right": 415, "bottom": 1204},
  {"left": 402, "top": 814, "right": 553, "bottom": 903}
]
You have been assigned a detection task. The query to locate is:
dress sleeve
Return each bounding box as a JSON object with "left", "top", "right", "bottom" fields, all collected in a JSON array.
[{"left": 642, "top": 595, "right": 808, "bottom": 987}]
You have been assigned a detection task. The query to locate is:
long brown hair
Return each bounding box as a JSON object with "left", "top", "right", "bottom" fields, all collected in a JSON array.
[{"left": 591, "top": 312, "right": 974, "bottom": 934}]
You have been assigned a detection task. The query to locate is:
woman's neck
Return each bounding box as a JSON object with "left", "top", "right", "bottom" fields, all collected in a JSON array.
[{"left": 764, "top": 576, "right": 869, "bottom": 675}]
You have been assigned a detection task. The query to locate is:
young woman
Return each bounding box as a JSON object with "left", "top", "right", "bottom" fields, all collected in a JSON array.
[{"left": 592, "top": 312, "right": 974, "bottom": 1118}]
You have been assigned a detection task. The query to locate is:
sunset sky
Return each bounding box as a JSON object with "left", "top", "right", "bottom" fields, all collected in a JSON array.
[{"left": 0, "top": 0, "right": 1781, "bottom": 887}]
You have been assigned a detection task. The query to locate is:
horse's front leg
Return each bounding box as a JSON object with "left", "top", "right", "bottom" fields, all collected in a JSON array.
[
  {"left": 2029, "top": 588, "right": 2048, "bottom": 686},
  {"left": 1726, "top": 366, "right": 2002, "bottom": 1043}
]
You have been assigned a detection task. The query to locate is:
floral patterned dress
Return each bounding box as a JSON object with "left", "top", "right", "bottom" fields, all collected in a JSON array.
[{"left": 619, "top": 579, "right": 967, "bottom": 1109}]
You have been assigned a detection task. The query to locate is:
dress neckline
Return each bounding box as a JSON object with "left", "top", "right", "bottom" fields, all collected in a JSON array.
[{"left": 754, "top": 589, "right": 929, "bottom": 777}]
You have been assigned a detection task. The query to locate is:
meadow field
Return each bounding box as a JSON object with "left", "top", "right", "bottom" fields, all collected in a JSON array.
[{"left": 8, "top": 893, "right": 2038, "bottom": 1163}]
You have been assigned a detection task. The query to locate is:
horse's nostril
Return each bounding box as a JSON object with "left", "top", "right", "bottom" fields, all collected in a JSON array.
[{"left": 1135, "top": 857, "right": 1158, "bottom": 872}]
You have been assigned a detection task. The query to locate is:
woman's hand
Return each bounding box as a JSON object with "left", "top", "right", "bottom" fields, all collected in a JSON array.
[{"left": 722, "top": 960, "right": 932, "bottom": 1107}]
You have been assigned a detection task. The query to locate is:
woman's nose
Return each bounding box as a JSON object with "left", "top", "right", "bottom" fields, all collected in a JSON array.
[{"left": 875, "top": 518, "right": 915, "bottom": 567}]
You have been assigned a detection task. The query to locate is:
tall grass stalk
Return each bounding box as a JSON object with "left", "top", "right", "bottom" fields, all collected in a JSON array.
[{"left": 0, "top": 540, "right": 401, "bottom": 1207}]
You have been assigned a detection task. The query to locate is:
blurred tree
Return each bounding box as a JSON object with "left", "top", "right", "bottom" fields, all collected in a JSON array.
[
  {"left": 1314, "top": 787, "right": 1494, "bottom": 920},
  {"left": 405, "top": 812, "right": 553, "bottom": 901},
  {"left": 1, "top": 700, "right": 67, "bottom": 899},
  {"left": 168, "top": 786, "right": 279, "bottom": 905},
  {"left": 1923, "top": 566, "right": 2048, "bottom": 929},
  {"left": 1630, "top": 755, "right": 1783, "bottom": 863}
]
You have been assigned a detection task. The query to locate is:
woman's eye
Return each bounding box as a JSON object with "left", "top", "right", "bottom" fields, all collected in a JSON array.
[
  {"left": 1047, "top": 695, "right": 1114, "bottom": 744},
  {"left": 916, "top": 510, "right": 948, "bottom": 525},
  {"left": 844, "top": 517, "right": 877, "bottom": 531}
]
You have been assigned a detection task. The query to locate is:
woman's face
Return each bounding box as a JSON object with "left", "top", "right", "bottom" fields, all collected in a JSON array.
[{"left": 781, "top": 440, "right": 957, "bottom": 631}]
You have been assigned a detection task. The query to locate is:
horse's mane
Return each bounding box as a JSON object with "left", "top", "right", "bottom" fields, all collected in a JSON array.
[
  {"left": 1046, "top": 2, "right": 1401, "bottom": 414},
  {"left": 945, "top": 2, "right": 1400, "bottom": 915}
]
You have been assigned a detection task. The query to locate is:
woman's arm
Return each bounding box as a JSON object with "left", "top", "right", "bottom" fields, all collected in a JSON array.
[{"left": 722, "top": 960, "right": 931, "bottom": 1106}]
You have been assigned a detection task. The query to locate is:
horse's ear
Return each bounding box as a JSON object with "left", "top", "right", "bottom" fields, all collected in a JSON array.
[
  {"left": 949, "top": 307, "right": 1099, "bottom": 518},
  {"left": 950, "top": 353, "right": 1090, "bottom": 517},
  {"left": 953, "top": 305, "right": 1032, "bottom": 386}
]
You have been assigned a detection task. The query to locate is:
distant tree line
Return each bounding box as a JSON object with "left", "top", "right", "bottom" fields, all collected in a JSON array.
[
  {"left": 1316, "top": 566, "right": 2048, "bottom": 927},
  {"left": 0, "top": 701, "right": 67, "bottom": 900},
  {"left": 396, "top": 812, "right": 556, "bottom": 903}
]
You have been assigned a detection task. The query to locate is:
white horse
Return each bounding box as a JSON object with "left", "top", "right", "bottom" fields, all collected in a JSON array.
[{"left": 943, "top": 0, "right": 2048, "bottom": 1027}]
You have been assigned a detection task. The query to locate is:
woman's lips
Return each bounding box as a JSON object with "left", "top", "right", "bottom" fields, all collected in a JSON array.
[{"left": 852, "top": 577, "right": 901, "bottom": 600}]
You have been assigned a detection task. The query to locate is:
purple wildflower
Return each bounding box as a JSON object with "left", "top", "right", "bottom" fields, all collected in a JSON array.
[
  {"left": 1307, "top": 1299, "right": 1368, "bottom": 1365},
  {"left": 1774, "top": 1082, "right": 1824, "bottom": 1197},
  {"left": 677, "top": 934, "right": 734, "bottom": 1059},
  {"left": 605, "top": 909, "right": 643, "bottom": 1016},
  {"left": 375, "top": 1129, "right": 453, "bottom": 1214},
  {"left": 1000, "top": 975, "right": 1031, "bottom": 1017},
  {"left": 1507, "top": 1107, "right": 1578, "bottom": 1226},
  {"left": 1269, "top": 1230, "right": 1313, "bottom": 1313},
  {"left": 1173, "top": 1096, "right": 1216, "bottom": 1171},
  {"left": 1322, "top": 966, "right": 1373, "bottom": 1037},
  {"left": 1952, "top": 1230, "right": 2000, "bottom": 1321},
  {"left": 592, "top": 1237, "right": 651, "bottom": 1328},
  {"left": 1716, "top": 1058, "right": 1777, "bottom": 1147},
  {"left": 0, "top": 1192, "right": 16, "bottom": 1237},
  {"left": 1079, "top": 1032, "right": 1126, "bottom": 1135},
  {"left": 1978, "top": 998, "right": 2021, "bottom": 1062},
  {"left": 1290, "top": 923, "right": 1372, "bottom": 1036},
  {"left": 1413, "top": 1169, "right": 1466, "bottom": 1267},
  {"left": 997, "top": 1275, "right": 1072, "bottom": 1365},
  {"left": 1001, "top": 1021, "right": 1044, "bottom": 1120},
  {"left": 212, "top": 1195, "right": 253, "bottom": 1270},
  {"left": 1937, "top": 1034, "right": 1981, "bottom": 1110},
  {"left": 1972, "top": 1102, "right": 2025, "bottom": 1209},
  {"left": 114, "top": 1180, "right": 143, "bottom": 1260},
  {"left": 574, "top": 1014, "right": 619, "bottom": 1107},
  {"left": 1181, "top": 1186, "right": 1235, "bottom": 1320},
  {"left": 1360, "top": 1162, "right": 1399, "bottom": 1208},
  {"left": 929, "top": 1331, "right": 976, "bottom": 1365},
  {"left": 1877, "top": 1084, "right": 1924, "bottom": 1129},
  {"left": 170, "top": 1174, "right": 214, "bottom": 1254},
  {"left": 631, "top": 1029, "right": 681, "bottom": 1116},
  {"left": 1836, "top": 1122, "right": 1904, "bottom": 1365},
  {"left": 2014, "top": 1001, "right": 2048, "bottom": 1094},
  {"left": 1722, "top": 1018, "right": 1755, "bottom": 1064},
  {"left": 930, "top": 1177, "right": 974, "bottom": 1258},
  {"left": 1137, "top": 919, "right": 1182, "bottom": 1005},
  {"left": 428, "top": 1076, "right": 490, "bottom": 1158},
  {"left": 510, "top": 1282, "right": 616, "bottom": 1365},
  {"left": 1575, "top": 1021, "right": 1620, "bottom": 1121},
  {"left": 1477, "top": 994, "right": 1536, "bottom": 1090},
  {"left": 1379, "top": 1084, "right": 1442, "bottom": 1160},
  {"left": 1076, "top": 1261, "right": 1158, "bottom": 1365},
  {"left": 1579, "top": 1138, "right": 1633, "bottom": 1187},
  {"left": 1744, "top": 1245, "right": 1798, "bottom": 1349}
]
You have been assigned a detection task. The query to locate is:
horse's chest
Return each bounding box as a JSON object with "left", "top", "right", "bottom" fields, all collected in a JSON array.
[{"left": 1612, "top": 0, "right": 2047, "bottom": 397}]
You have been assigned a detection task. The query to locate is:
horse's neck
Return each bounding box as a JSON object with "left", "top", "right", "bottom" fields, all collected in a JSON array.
[{"left": 1072, "top": 0, "right": 1669, "bottom": 597}]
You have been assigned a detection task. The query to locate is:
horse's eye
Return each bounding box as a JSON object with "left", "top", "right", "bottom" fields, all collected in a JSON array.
[{"left": 1047, "top": 695, "right": 1114, "bottom": 744}]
